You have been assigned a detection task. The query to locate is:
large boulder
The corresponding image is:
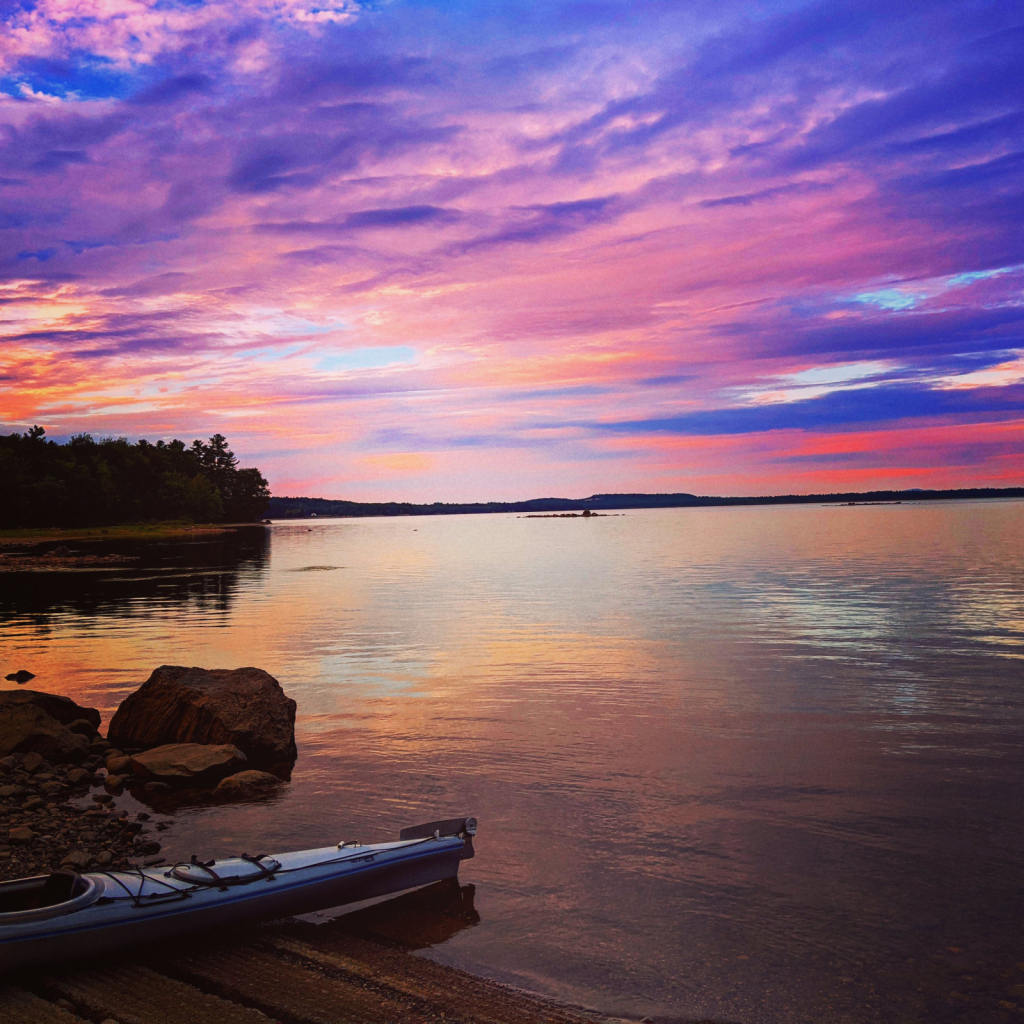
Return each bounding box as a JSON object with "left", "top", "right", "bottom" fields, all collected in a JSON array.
[
  {"left": 130, "top": 743, "right": 246, "bottom": 786},
  {"left": 0, "top": 700, "right": 90, "bottom": 762},
  {"left": 0, "top": 689, "right": 100, "bottom": 730},
  {"left": 108, "top": 666, "right": 297, "bottom": 766}
]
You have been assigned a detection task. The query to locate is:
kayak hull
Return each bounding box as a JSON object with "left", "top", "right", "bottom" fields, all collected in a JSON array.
[{"left": 0, "top": 837, "right": 465, "bottom": 970}]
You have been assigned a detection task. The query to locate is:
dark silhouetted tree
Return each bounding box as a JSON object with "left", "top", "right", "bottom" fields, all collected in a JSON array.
[{"left": 0, "top": 428, "right": 270, "bottom": 529}]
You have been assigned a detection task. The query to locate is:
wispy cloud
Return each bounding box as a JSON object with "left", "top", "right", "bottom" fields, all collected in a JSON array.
[{"left": 1, "top": 0, "right": 1022, "bottom": 499}]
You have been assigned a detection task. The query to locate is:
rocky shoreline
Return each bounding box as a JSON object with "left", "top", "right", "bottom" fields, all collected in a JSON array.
[
  {"left": 0, "top": 747, "right": 164, "bottom": 881},
  {"left": 1, "top": 665, "right": 298, "bottom": 882}
]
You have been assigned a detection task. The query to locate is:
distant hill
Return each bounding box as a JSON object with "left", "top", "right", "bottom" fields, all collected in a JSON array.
[{"left": 267, "top": 487, "right": 1024, "bottom": 519}]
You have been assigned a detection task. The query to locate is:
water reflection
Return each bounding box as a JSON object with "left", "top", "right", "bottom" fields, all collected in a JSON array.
[
  {"left": 0, "top": 528, "right": 269, "bottom": 625},
  {"left": 4, "top": 503, "right": 1024, "bottom": 1022},
  {"left": 329, "top": 878, "right": 481, "bottom": 949}
]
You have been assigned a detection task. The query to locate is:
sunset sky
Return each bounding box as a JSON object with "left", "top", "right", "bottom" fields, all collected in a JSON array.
[{"left": 2, "top": 0, "right": 1022, "bottom": 500}]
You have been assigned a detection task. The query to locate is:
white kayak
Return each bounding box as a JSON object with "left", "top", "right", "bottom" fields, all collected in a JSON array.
[{"left": 0, "top": 815, "right": 476, "bottom": 970}]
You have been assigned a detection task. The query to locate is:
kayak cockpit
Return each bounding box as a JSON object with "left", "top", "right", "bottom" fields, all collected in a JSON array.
[{"left": 0, "top": 870, "right": 102, "bottom": 924}]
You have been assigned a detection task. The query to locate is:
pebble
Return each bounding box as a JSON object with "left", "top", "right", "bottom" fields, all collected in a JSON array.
[
  {"left": 0, "top": 751, "right": 171, "bottom": 883},
  {"left": 54, "top": 998, "right": 77, "bottom": 1013},
  {"left": 61, "top": 849, "right": 91, "bottom": 870}
]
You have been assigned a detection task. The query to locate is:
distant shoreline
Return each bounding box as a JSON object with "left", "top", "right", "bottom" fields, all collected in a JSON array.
[
  {"left": 268, "top": 486, "right": 1024, "bottom": 520},
  {"left": 0, "top": 522, "right": 263, "bottom": 549}
]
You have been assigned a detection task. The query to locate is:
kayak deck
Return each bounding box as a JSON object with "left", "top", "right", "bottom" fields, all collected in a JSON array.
[{"left": 0, "top": 816, "right": 477, "bottom": 970}]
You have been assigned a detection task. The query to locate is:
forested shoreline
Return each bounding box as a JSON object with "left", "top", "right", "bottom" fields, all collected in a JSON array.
[
  {"left": 268, "top": 486, "right": 1024, "bottom": 518},
  {"left": 0, "top": 428, "right": 269, "bottom": 529}
]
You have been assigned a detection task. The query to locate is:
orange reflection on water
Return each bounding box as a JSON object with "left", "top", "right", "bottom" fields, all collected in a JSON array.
[{"left": 4, "top": 502, "right": 1024, "bottom": 1021}]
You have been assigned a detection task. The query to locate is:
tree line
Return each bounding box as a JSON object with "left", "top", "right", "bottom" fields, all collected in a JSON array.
[
  {"left": 0, "top": 428, "right": 270, "bottom": 529},
  {"left": 268, "top": 486, "right": 1024, "bottom": 519}
]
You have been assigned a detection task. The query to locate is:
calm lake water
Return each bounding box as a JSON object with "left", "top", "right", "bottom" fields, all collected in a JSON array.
[{"left": 4, "top": 502, "right": 1024, "bottom": 1023}]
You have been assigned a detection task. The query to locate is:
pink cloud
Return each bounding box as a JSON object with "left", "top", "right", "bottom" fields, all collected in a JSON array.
[{"left": 1, "top": 0, "right": 1023, "bottom": 499}]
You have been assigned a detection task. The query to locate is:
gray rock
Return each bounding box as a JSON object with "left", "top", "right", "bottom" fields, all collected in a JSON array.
[
  {"left": 130, "top": 743, "right": 247, "bottom": 786},
  {"left": 8, "top": 826, "right": 35, "bottom": 844},
  {"left": 213, "top": 770, "right": 285, "bottom": 802},
  {"left": 0, "top": 689, "right": 100, "bottom": 729},
  {"left": 0, "top": 701, "right": 90, "bottom": 763},
  {"left": 66, "top": 768, "right": 92, "bottom": 785},
  {"left": 21, "top": 751, "right": 45, "bottom": 773},
  {"left": 61, "top": 849, "right": 90, "bottom": 870},
  {"left": 108, "top": 665, "right": 296, "bottom": 767}
]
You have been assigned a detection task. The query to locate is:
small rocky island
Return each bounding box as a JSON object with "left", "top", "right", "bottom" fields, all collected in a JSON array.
[{"left": 0, "top": 666, "right": 296, "bottom": 880}]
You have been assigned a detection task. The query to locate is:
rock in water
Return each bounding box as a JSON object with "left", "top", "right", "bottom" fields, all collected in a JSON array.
[
  {"left": 4, "top": 670, "right": 35, "bottom": 684},
  {"left": 130, "top": 743, "right": 247, "bottom": 785},
  {"left": 0, "top": 699, "right": 90, "bottom": 762},
  {"left": 108, "top": 666, "right": 297, "bottom": 766},
  {"left": 106, "top": 754, "right": 133, "bottom": 775},
  {"left": 213, "top": 770, "right": 284, "bottom": 802},
  {"left": 0, "top": 689, "right": 101, "bottom": 729}
]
